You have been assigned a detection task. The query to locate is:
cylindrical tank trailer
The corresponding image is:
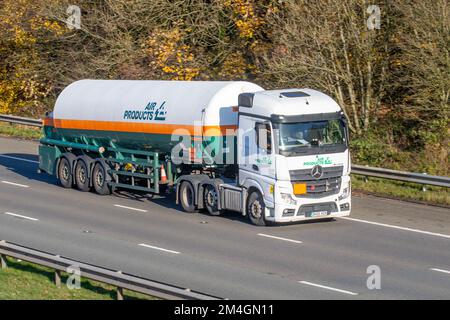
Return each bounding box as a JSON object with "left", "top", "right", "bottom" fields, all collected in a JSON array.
[{"left": 45, "top": 79, "right": 263, "bottom": 155}]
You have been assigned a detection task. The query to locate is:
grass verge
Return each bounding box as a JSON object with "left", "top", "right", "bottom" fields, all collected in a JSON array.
[
  {"left": 0, "top": 257, "right": 155, "bottom": 300},
  {"left": 0, "top": 122, "right": 43, "bottom": 140},
  {"left": 352, "top": 175, "right": 450, "bottom": 207}
]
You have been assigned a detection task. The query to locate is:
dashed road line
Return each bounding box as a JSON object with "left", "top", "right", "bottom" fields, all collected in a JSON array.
[
  {"left": 430, "top": 268, "right": 450, "bottom": 275},
  {"left": 0, "top": 154, "right": 39, "bottom": 164},
  {"left": 257, "top": 233, "right": 303, "bottom": 244},
  {"left": 299, "top": 281, "right": 358, "bottom": 296},
  {"left": 3, "top": 212, "right": 38, "bottom": 221},
  {"left": 340, "top": 217, "right": 450, "bottom": 240},
  {"left": 114, "top": 204, "right": 147, "bottom": 213},
  {"left": 1, "top": 180, "right": 30, "bottom": 188},
  {"left": 138, "top": 243, "right": 180, "bottom": 254}
]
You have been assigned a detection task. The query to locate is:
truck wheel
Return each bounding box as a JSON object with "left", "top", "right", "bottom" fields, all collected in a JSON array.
[
  {"left": 75, "top": 160, "right": 90, "bottom": 192},
  {"left": 204, "top": 185, "right": 220, "bottom": 216},
  {"left": 179, "top": 181, "right": 197, "bottom": 213},
  {"left": 92, "top": 162, "right": 111, "bottom": 195},
  {"left": 247, "top": 191, "right": 266, "bottom": 226},
  {"left": 58, "top": 157, "right": 73, "bottom": 188}
]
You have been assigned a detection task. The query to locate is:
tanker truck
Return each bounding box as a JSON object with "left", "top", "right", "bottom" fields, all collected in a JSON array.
[{"left": 38, "top": 80, "right": 351, "bottom": 225}]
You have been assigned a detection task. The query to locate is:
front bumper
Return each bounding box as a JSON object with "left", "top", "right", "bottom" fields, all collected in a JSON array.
[{"left": 265, "top": 181, "right": 351, "bottom": 223}]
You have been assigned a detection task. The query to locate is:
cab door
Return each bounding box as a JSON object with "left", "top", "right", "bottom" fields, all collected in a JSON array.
[{"left": 238, "top": 115, "right": 276, "bottom": 187}]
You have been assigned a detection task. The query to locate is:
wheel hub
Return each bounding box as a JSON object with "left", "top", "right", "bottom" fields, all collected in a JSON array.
[
  {"left": 250, "top": 200, "right": 262, "bottom": 218},
  {"left": 78, "top": 167, "right": 86, "bottom": 184},
  {"left": 62, "top": 165, "right": 69, "bottom": 180},
  {"left": 96, "top": 170, "right": 104, "bottom": 187},
  {"left": 206, "top": 189, "right": 217, "bottom": 207}
]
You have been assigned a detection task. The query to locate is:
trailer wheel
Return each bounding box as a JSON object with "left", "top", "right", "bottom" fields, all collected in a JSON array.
[
  {"left": 75, "top": 160, "right": 90, "bottom": 192},
  {"left": 58, "top": 157, "right": 73, "bottom": 188},
  {"left": 179, "top": 181, "right": 197, "bottom": 213},
  {"left": 247, "top": 191, "right": 266, "bottom": 226},
  {"left": 204, "top": 185, "right": 220, "bottom": 216},
  {"left": 92, "top": 162, "right": 111, "bottom": 195}
]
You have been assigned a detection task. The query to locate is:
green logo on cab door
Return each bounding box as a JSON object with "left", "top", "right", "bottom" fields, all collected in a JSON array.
[{"left": 123, "top": 101, "right": 167, "bottom": 121}]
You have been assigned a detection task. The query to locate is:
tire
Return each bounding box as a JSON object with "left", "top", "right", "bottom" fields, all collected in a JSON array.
[
  {"left": 203, "top": 184, "right": 220, "bottom": 216},
  {"left": 74, "top": 160, "right": 90, "bottom": 192},
  {"left": 58, "top": 157, "right": 73, "bottom": 188},
  {"left": 179, "top": 181, "right": 197, "bottom": 213},
  {"left": 247, "top": 191, "right": 266, "bottom": 226},
  {"left": 92, "top": 162, "right": 111, "bottom": 195}
]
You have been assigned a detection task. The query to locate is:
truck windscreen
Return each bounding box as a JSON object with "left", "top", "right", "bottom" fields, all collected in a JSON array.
[{"left": 277, "top": 119, "right": 347, "bottom": 156}]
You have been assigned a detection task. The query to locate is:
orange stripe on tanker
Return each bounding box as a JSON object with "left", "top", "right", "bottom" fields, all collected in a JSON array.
[{"left": 48, "top": 118, "right": 238, "bottom": 136}]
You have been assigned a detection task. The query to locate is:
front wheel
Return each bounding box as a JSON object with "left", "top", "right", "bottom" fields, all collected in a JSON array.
[
  {"left": 179, "top": 181, "right": 197, "bottom": 213},
  {"left": 247, "top": 191, "right": 266, "bottom": 226}
]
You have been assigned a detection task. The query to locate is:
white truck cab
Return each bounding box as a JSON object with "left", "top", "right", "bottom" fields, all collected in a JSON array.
[{"left": 228, "top": 88, "right": 351, "bottom": 224}]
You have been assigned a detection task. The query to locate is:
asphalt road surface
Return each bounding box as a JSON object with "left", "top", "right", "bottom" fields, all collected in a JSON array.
[{"left": 0, "top": 136, "right": 449, "bottom": 299}]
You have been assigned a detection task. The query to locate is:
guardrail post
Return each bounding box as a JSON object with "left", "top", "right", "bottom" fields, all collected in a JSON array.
[
  {"left": 0, "top": 254, "right": 7, "bottom": 269},
  {"left": 55, "top": 269, "right": 62, "bottom": 287},
  {"left": 117, "top": 270, "right": 124, "bottom": 300},
  {"left": 422, "top": 173, "right": 427, "bottom": 192},
  {"left": 117, "top": 286, "right": 124, "bottom": 300}
]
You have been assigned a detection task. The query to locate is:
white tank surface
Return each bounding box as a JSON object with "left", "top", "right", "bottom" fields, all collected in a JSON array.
[{"left": 51, "top": 80, "right": 264, "bottom": 135}]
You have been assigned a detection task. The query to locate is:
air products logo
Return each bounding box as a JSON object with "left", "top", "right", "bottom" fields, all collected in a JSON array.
[
  {"left": 123, "top": 101, "right": 167, "bottom": 121},
  {"left": 303, "top": 156, "right": 332, "bottom": 166}
]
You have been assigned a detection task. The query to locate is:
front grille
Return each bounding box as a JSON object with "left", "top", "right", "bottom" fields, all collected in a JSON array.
[
  {"left": 297, "top": 202, "right": 338, "bottom": 216},
  {"left": 290, "top": 165, "right": 343, "bottom": 198}
]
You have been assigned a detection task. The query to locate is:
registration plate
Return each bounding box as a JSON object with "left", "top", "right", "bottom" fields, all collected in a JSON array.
[{"left": 307, "top": 210, "right": 328, "bottom": 217}]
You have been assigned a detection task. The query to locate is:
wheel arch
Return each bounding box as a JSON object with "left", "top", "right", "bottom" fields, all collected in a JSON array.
[{"left": 241, "top": 179, "right": 265, "bottom": 217}]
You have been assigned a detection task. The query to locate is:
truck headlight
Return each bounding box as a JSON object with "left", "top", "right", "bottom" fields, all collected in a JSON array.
[
  {"left": 280, "top": 193, "right": 297, "bottom": 206},
  {"left": 338, "top": 187, "right": 350, "bottom": 201}
]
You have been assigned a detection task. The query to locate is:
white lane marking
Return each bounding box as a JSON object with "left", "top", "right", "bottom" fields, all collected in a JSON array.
[
  {"left": 257, "top": 233, "right": 303, "bottom": 244},
  {"left": 430, "top": 268, "right": 450, "bottom": 275},
  {"left": 0, "top": 154, "right": 39, "bottom": 164},
  {"left": 138, "top": 243, "right": 180, "bottom": 254},
  {"left": 340, "top": 217, "right": 450, "bottom": 240},
  {"left": 114, "top": 204, "right": 147, "bottom": 212},
  {"left": 3, "top": 212, "right": 38, "bottom": 221},
  {"left": 1, "top": 180, "right": 29, "bottom": 188},
  {"left": 299, "top": 281, "right": 358, "bottom": 296}
]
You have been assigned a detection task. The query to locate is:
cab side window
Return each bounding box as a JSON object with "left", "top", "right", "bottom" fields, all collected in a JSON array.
[{"left": 255, "top": 122, "right": 272, "bottom": 154}]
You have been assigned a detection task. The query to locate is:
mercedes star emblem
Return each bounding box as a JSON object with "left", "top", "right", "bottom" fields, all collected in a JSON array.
[{"left": 311, "top": 165, "right": 323, "bottom": 179}]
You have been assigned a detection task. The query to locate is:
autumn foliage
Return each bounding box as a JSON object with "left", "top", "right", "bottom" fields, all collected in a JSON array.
[{"left": 0, "top": 0, "right": 448, "bottom": 174}]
